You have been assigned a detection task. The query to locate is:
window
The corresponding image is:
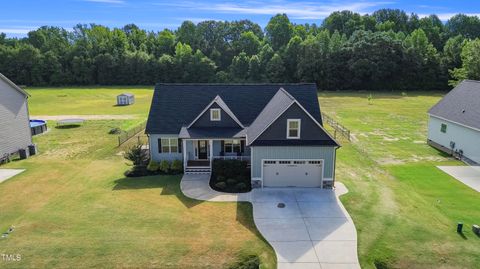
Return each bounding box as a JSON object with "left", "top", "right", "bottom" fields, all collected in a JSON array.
[
  {"left": 210, "top": 108, "right": 221, "bottom": 121},
  {"left": 287, "top": 119, "right": 301, "bottom": 139},
  {"left": 440, "top": 123, "right": 447, "bottom": 133},
  {"left": 159, "top": 138, "right": 178, "bottom": 153},
  {"left": 224, "top": 139, "right": 241, "bottom": 153}
]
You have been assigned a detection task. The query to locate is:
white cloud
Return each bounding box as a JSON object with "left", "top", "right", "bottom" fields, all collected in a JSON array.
[
  {"left": 418, "top": 13, "right": 480, "bottom": 21},
  {"left": 0, "top": 27, "right": 37, "bottom": 34},
  {"left": 154, "top": 1, "right": 394, "bottom": 19},
  {"left": 85, "top": 0, "right": 125, "bottom": 4}
]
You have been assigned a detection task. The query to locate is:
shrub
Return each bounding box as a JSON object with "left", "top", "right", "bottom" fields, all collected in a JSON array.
[
  {"left": 171, "top": 159, "right": 183, "bottom": 174},
  {"left": 235, "top": 182, "right": 247, "bottom": 192},
  {"left": 226, "top": 178, "right": 237, "bottom": 186},
  {"left": 215, "top": 182, "right": 227, "bottom": 190},
  {"left": 228, "top": 255, "right": 260, "bottom": 269},
  {"left": 108, "top": 127, "right": 122, "bottom": 134},
  {"left": 159, "top": 160, "right": 170, "bottom": 174},
  {"left": 147, "top": 161, "right": 159, "bottom": 173},
  {"left": 124, "top": 143, "right": 149, "bottom": 166}
]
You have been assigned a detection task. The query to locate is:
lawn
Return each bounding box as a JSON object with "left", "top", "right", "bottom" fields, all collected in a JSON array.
[
  {"left": 25, "top": 86, "right": 154, "bottom": 117},
  {"left": 0, "top": 120, "right": 275, "bottom": 268},
  {"left": 319, "top": 92, "right": 480, "bottom": 268},
  {"left": 2, "top": 88, "right": 479, "bottom": 269}
]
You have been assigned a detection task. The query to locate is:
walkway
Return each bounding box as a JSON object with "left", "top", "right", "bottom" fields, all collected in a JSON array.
[
  {"left": 0, "top": 169, "right": 25, "bottom": 184},
  {"left": 180, "top": 173, "right": 360, "bottom": 269},
  {"left": 438, "top": 165, "right": 480, "bottom": 192}
]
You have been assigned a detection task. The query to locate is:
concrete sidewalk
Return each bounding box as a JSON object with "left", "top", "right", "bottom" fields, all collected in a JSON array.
[
  {"left": 180, "top": 173, "right": 360, "bottom": 269},
  {"left": 0, "top": 169, "right": 25, "bottom": 184},
  {"left": 438, "top": 166, "right": 480, "bottom": 192}
]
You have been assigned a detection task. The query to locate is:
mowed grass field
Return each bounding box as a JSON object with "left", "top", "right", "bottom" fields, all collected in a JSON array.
[
  {"left": 1, "top": 87, "right": 479, "bottom": 268},
  {"left": 319, "top": 92, "right": 480, "bottom": 268}
]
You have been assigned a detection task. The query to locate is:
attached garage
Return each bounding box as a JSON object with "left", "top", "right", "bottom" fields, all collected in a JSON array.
[{"left": 263, "top": 159, "right": 324, "bottom": 187}]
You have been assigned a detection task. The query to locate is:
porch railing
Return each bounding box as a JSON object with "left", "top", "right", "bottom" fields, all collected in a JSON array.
[{"left": 212, "top": 155, "right": 251, "bottom": 161}]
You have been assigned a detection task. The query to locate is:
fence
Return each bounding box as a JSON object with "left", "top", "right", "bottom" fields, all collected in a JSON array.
[
  {"left": 117, "top": 121, "right": 147, "bottom": 146},
  {"left": 321, "top": 113, "right": 351, "bottom": 141}
]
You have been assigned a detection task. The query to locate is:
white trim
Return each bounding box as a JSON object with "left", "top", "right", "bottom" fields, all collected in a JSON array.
[
  {"left": 261, "top": 158, "right": 325, "bottom": 188},
  {"left": 182, "top": 139, "right": 187, "bottom": 173},
  {"left": 187, "top": 95, "right": 245, "bottom": 128},
  {"left": 286, "top": 119, "right": 301, "bottom": 139},
  {"left": 159, "top": 137, "right": 179, "bottom": 154},
  {"left": 210, "top": 108, "right": 221, "bottom": 121},
  {"left": 0, "top": 72, "right": 30, "bottom": 97},
  {"left": 429, "top": 114, "right": 480, "bottom": 133}
]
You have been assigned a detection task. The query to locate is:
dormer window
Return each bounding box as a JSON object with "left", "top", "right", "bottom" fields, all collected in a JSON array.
[
  {"left": 287, "top": 119, "right": 301, "bottom": 139},
  {"left": 210, "top": 108, "right": 221, "bottom": 121}
]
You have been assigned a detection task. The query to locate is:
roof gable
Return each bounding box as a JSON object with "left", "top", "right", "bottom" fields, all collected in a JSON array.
[
  {"left": 188, "top": 95, "right": 244, "bottom": 128},
  {"left": 428, "top": 80, "right": 480, "bottom": 130},
  {"left": 146, "top": 83, "right": 323, "bottom": 134}
]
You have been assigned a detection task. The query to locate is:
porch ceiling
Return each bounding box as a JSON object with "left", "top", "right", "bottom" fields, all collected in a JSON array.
[{"left": 179, "top": 127, "right": 245, "bottom": 139}]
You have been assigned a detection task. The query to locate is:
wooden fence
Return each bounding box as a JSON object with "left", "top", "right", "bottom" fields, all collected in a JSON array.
[
  {"left": 321, "top": 113, "right": 351, "bottom": 141},
  {"left": 117, "top": 121, "right": 147, "bottom": 146}
]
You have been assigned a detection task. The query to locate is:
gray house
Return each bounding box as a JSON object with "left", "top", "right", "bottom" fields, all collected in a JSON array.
[
  {"left": 0, "top": 73, "right": 33, "bottom": 160},
  {"left": 146, "top": 84, "right": 339, "bottom": 188},
  {"left": 428, "top": 80, "right": 480, "bottom": 164},
  {"left": 117, "top": 93, "right": 135, "bottom": 106}
]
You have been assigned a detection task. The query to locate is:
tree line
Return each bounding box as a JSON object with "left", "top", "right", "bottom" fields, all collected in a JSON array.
[{"left": 1, "top": 9, "right": 480, "bottom": 90}]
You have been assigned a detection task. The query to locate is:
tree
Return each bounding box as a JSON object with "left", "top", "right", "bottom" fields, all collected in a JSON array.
[
  {"left": 446, "top": 14, "right": 480, "bottom": 39},
  {"left": 248, "top": 55, "right": 262, "bottom": 81},
  {"left": 322, "top": 10, "right": 364, "bottom": 36},
  {"left": 451, "top": 38, "right": 480, "bottom": 84},
  {"left": 265, "top": 14, "right": 293, "bottom": 50},
  {"left": 443, "top": 35, "right": 466, "bottom": 73},
  {"left": 230, "top": 52, "right": 250, "bottom": 81},
  {"left": 234, "top": 31, "right": 261, "bottom": 56},
  {"left": 266, "top": 53, "right": 285, "bottom": 82},
  {"left": 372, "top": 9, "right": 409, "bottom": 32}
]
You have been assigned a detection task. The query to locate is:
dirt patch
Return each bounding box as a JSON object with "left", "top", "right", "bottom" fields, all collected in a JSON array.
[
  {"left": 377, "top": 157, "right": 405, "bottom": 165},
  {"left": 413, "top": 140, "right": 426, "bottom": 144},
  {"left": 31, "top": 115, "right": 139, "bottom": 120},
  {"left": 383, "top": 137, "right": 399, "bottom": 142}
]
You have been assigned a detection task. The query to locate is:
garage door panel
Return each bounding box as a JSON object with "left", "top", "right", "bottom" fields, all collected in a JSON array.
[{"left": 263, "top": 160, "right": 323, "bottom": 187}]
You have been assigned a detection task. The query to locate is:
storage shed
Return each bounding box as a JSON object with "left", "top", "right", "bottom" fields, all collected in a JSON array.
[{"left": 117, "top": 93, "right": 135, "bottom": 106}]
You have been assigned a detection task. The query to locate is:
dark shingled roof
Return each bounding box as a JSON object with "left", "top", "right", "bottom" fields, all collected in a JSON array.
[
  {"left": 428, "top": 80, "right": 480, "bottom": 130},
  {"left": 179, "top": 127, "right": 244, "bottom": 139},
  {"left": 146, "top": 83, "right": 323, "bottom": 134}
]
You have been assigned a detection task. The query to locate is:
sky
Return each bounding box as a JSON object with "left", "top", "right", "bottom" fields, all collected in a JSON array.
[{"left": 2, "top": 0, "right": 480, "bottom": 37}]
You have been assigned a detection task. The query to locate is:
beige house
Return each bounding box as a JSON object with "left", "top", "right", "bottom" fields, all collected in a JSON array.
[{"left": 0, "top": 73, "right": 32, "bottom": 160}]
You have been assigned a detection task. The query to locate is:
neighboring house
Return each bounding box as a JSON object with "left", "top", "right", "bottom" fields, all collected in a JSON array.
[
  {"left": 146, "top": 84, "right": 339, "bottom": 188},
  {"left": 428, "top": 80, "right": 480, "bottom": 164},
  {"left": 117, "top": 93, "right": 135, "bottom": 106},
  {"left": 0, "top": 73, "right": 33, "bottom": 160}
]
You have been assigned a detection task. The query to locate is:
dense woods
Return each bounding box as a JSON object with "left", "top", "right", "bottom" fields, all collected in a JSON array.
[{"left": 1, "top": 9, "right": 480, "bottom": 90}]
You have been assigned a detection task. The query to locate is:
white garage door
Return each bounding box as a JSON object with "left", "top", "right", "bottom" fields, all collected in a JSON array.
[{"left": 263, "top": 160, "right": 323, "bottom": 187}]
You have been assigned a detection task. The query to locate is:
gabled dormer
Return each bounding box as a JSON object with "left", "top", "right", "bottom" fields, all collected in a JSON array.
[{"left": 188, "top": 95, "right": 244, "bottom": 129}]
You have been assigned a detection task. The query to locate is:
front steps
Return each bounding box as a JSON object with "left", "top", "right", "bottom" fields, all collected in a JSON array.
[{"left": 185, "top": 166, "right": 211, "bottom": 174}]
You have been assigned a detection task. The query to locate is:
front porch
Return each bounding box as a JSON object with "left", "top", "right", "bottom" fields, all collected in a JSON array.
[{"left": 182, "top": 139, "right": 250, "bottom": 173}]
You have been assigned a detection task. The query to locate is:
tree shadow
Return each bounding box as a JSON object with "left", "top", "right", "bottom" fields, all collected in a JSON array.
[
  {"left": 235, "top": 202, "right": 271, "bottom": 245},
  {"left": 112, "top": 175, "right": 203, "bottom": 208}
]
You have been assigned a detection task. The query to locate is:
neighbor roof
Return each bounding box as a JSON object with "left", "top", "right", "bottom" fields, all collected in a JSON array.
[
  {"left": 146, "top": 83, "right": 322, "bottom": 134},
  {"left": 0, "top": 72, "right": 30, "bottom": 97},
  {"left": 428, "top": 80, "right": 480, "bottom": 130}
]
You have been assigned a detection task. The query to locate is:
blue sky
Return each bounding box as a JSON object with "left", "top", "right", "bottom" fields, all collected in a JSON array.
[{"left": 2, "top": 0, "right": 480, "bottom": 37}]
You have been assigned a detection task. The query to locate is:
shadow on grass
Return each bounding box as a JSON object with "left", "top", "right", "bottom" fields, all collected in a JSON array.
[
  {"left": 457, "top": 231, "right": 468, "bottom": 240},
  {"left": 112, "top": 175, "right": 203, "bottom": 208},
  {"left": 55, "top": 124, "right": 82, "bottom": 129}
]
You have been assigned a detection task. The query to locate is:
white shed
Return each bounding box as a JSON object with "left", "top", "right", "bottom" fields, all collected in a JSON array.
[
  {"left": 117, "top": 93, "right": 135, "bottom": 106},
  {"left": 427, "top": 80, "right": 480, "bottom": 164}
]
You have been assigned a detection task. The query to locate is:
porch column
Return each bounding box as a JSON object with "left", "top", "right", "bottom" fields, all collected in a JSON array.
[
  {"left": 209, "top": 139, "right": 213, "bottom": 167},
  {"left": 183, "top": 139, "right": 187, "bottom": 172}
]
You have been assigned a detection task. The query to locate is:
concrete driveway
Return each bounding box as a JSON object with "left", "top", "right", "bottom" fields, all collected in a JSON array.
[
  {"left": 438, "top": 166, "right": 480, "bottom": 192},
  {"left": 180, "top": 174, "right": 360, "bottom": 269},
  {"left": 251, "top": 186, "right": 360, "bottom": 269}
]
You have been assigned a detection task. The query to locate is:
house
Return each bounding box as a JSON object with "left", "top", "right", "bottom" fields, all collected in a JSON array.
[
  {"left": 146, "top": 84, "right": 339, "bottom": 188},
  {"left": 117, "top": 93, "right": 135, "bottom": 106},
  {"left": 427, "top": 80, "right": 480, "bottom": 164},
  {"left": 0, "top": 73, "right": 33, "bottom": 160}
]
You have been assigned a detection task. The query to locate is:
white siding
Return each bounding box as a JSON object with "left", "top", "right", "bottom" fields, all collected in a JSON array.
[
  {"left": 428, "top": 115, "right": 480, "bottom": 163},
  {"left": 0, "top": 78, "right": 32, "bottom": 156}
]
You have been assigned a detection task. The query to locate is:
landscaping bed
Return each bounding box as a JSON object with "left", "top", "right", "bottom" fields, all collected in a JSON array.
[{"left": 210, "top": 159, "right": 251, "bottom": 193}]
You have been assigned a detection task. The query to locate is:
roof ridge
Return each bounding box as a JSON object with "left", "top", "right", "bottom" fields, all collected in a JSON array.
[{"left": 155, "top": 82, "right": 316, "bottom": 86}]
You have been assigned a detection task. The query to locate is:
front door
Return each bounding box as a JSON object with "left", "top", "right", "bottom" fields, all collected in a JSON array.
[{"left": 198, "top": 140, "right": 208, "bottom": 159}]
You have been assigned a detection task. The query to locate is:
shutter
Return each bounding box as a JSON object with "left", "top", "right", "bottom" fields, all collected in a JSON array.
[
  {"left": 178, "top": 139, "right": 182, "bottom": 153},
  {"left": 158, "top": 138, "right": 162, "bottom": 153},
  {"left": 220, "top": 140, "right": 225, "bottom": 156},
  {"left": 240, "top": 140, "right": 245, "bottom": 153}
]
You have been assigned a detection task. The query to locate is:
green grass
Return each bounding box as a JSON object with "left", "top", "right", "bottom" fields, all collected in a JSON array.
[
  {"left": 319, "top": 91, "right": 480, "bottom": 268},
  {"left": 25, "top": 86, "right": 154, "bottom": 117},
  {"left": 0, "top": 120, "right": 275, "bottom": 268}
]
